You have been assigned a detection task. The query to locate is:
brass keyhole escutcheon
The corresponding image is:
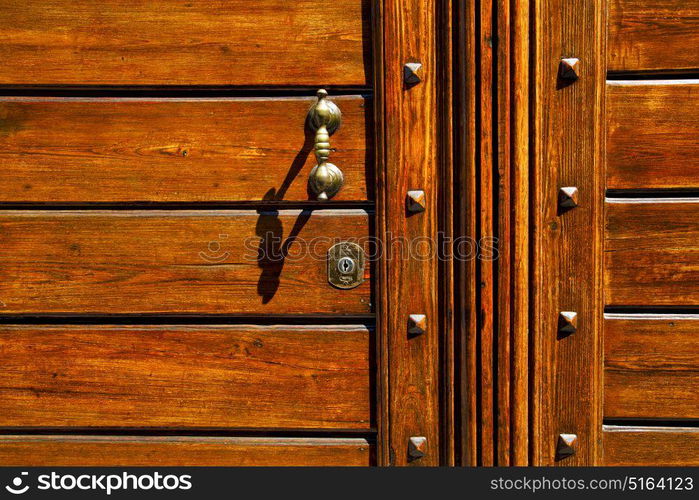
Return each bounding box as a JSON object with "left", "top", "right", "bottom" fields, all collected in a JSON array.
[
  {"left": 337, "top": 256, "right": 356, "bottom": 274},
  {"left": 328, "top": 242, "right": 365, "bottom": 290}
]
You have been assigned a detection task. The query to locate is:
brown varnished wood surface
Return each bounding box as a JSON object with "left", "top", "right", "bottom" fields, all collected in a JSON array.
[
  {"left": 531, "top": 0, "right": 605, "bottom": 465},
  {"left": 607, "top": 81, "right": 699, "bottom": 190},
  {"left": 491, "top": 0, "right": 531, "bottom": 467},
  {"left": 0, "top": 210, "right": 371, "bottom": 315},
  {"left": 437, "top": 0, "right": 455, "bottom": 466},
  {"left": 605, "top": 200, "right": 699, "bottom": 306},
  {"left": 608, "top": 0, "right": 699, "bottom": 74},
  {"left": 508, "top": 0, "right": 530, "bottom": 467},
  {"left": 479, "top": 0, "right": 496, "bottom": 466},
  {"left": 453, "top": 0, "right": 479, "bottom": 467},
  {"left": 382, "top": 0, "right": 440, "bottom": 466},
  {"left": 0, "top": 436, "right": 372, "bottom": 466},
  {"left": 0, "top": 96, "right": 372, "bottom": 203},
  {"left": 0, "top": 0, "right": 371, "bottom": 86},
  {"left": 604, "top": 316, "right": 699, "bottom": 420},
  {"left": 603, "top": 426, "right": 699, "bottom": 466},
  {"left": 0, "top": 325, "right": 371, "bottom": 429}
]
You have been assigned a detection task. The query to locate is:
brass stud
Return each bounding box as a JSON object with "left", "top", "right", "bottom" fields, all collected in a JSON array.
[
  {"left": 408, "top": 436, "right": 427, "bottom": 461},
  {"left": 558, "top": 311, "right": 578, "bottom": 337},
  {"left": 403, "top": 62, "right": 423, "bottom": 86},
  {"left": 556, "top": 433, "right": 578, "bottom": 460},
  {"left": 408, "top": 314, "right": 427, "bottom": 337},
  {"left": 559, "top": 58, "right": 580, "bottom": 82},
  {"left": 558, "top": 187, "right": 579, "bottom": 211},
  {"left": 407, "top": 190, "right": 426, "bottom": 213}
]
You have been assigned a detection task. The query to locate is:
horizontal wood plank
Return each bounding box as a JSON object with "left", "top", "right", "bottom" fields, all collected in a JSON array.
[
  {"left": 0, "top": 325, "right": 371, "bottom": 429},
  {"left": 605, "top": 316, "right": 699, "bottom": 420},
  {"left": 0, "top": 97, "right": 372, "bottom": 203},
  {"left": 0, "top": 210, "right": 372, "bottom": 315},
  {"left": 0, "top": 0, "right": 371, "bottom": 86},
  {"left": 607, "top": 82, "right": 699, "bottom": 190},
  {"left": 608, "top": 0, "right": 699, "bottom": 73},
  {"left": 605, "top": 200, "right": 699, "bottom": 306},
  {"left": 603, "top": 426, "right": 699, "bottom": 466},
  {"left": 0, "top": 436, "right": 372, "bottom": 466}
]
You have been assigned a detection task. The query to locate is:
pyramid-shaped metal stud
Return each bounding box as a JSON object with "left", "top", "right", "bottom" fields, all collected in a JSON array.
[
  {"left": 408, "top": 314, "right": 427, "bottom": 337},
  {"left": 408, "top": 436, "right": 427, "bottom": 461},
  {"left": 558, "top": 311, "right": 578, "bottom": 337},
  {"left": 407, "top": 190, "right": 426, "bottom": 213},
  {"left": 558, "top": 186, "right": 579, "bottom": 210},
  {"left": 403, "top": 62, "right": 423, "bottom": 86},
  {"left": 556, "top": 433, "right": 577, "bottom": 460},
  {"left": 559, "top": 58, "right": 580, "bottom": 81}
]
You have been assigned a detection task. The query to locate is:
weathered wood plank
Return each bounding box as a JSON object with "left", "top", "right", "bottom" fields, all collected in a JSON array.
[
  {"left": 0, "top": 210, "right": 372, "bottom": 315},
  {"left": 608, "top": 0, "right": 699, "bottom": 73},
  {"left": 605, "top": 200, "right": 699, "bottom": 306},
  {"left": 605, "top": 316, "right": 699, "bottom": 420},
  {"left": 607, "top": 82, "right": 699, "bottom": 190},
  {"left": 0, "top": 436, "right": 372, "bottom": 466},
  {"left": 604, "top": 426, "right": 699, "bottom": 466},
  {"left": 531, "top": 0, "right": 605, "bottom": 465},
  {"left": 0, "top": 96, "right": 371, "bottom": 203},
  {"left": 0, "top": 0, "right": 371, "bottom": 86},
  {"left": 0, "top": 325, "right": 371, "bottom": 429}
]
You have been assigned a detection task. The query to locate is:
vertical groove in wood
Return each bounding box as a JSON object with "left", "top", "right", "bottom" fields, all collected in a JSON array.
[
  {"left": 383, "top": 0, "right": 440, "bottom": 466},
  {"left": 455, "top": 0, "right": 480, "bottom": 467},
  {"left": 372, "top": 0, "right": 390, "bottom": 467},
  {"left": 439, "top": 0, "right": 456, "bottom": 467},
  {"left": 531, "top": 0, "right": 605, "bottom": 465},
  {"left": 496, "top": 0, "right": 513, "bottom": 467},
  {"left": 492, "top": 0, "right": 530, "bottom": 467}
]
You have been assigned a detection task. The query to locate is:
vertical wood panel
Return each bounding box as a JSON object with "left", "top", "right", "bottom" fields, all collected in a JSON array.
[
  {"left": 454, "top": 0, "right": 480, "bottom": 467},
  {"left": 495, "top": 0, "right": 512, "bottom": 466},
  {"left": 383, "top": 0, "right": 440, "bottom": 466},
  {"left": 531, "top": 0, "right": 605, "bottom": 465},
  {"left": 479, "top": 0, "right": 496, "bottom": 467},
  {"left": 509, "top": 0, "right": 530, "bottom": 467},
  {"left": 438, "top": 0, "right": 456, "bottom": 467},
  {"left": 495, "top": 0, "right": 531, "bottom": 466}
]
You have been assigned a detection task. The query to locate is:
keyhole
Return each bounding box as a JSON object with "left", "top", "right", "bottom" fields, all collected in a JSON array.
[{"left": 337, "top": 257, "right": 355, "bottom": 274}]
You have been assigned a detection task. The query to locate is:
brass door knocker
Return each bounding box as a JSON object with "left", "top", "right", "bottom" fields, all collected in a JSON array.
[{"left": 307, "top": 89, "right": 344, "bottom": 200}]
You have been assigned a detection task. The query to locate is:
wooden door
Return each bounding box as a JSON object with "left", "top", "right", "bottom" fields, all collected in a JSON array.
[
  {"left": 0, "top": 0, "right": 447, "bottom": 466},
  {"left": 530, "top": 0, "right": 699, "bottom": 465},
  {"left": 453, "top": 0, "right": 699, "bottom": 466}
]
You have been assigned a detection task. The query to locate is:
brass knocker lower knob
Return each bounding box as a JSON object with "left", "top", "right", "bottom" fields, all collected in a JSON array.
[{"left": 307, "top": 89, "right": 344, "bottom": 200}]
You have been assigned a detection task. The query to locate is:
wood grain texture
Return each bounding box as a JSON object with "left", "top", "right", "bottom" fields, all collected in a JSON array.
[
  {"left": 0, "top": 436, "right": 372, "bottom": 466},
  {"left": 493, "top": 0, "right": 530, "bottom": 467},
  {"left": 605, "top": 200, "right": 699, "bottom": 306},
  {"left": 603, "top": 426, "right": 699, "bottom": 466},
  {"left": 0, "top": 325, "right": 371, "bottom": 429},
  {"left": 0, "top": 96, "right": 372, "bottom": 203},
  {"left": 531, "top": 0, "right": 605, "bottom": 466},
  {"left": 477, "top": 0, "right": 496, "bottom": 467},
  {"left": 608, "top": 0, "right": 699, "bottom": 73},
  {"left": 453, "top": 0, "right": 479, "bottom": 467},
  {"left": 437, "top": 0, "right": 456, "bottom": 466},
  {"left": 0, "top": 210, "right": 371, "bottom": 315},
  {"left": 604, "top": 316, "right": 699, "bottom": 420},
  {"left": 607, "top": 81, "right": 699, "bottom": 190},
  {"left": 382, "top": 0, "right": 440, "bottom": 466},
  {"left": 0, "top": 0, "right": 371, "bottom": 86}
]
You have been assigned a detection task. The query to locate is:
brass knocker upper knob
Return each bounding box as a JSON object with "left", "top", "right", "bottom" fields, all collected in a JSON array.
[{"left": 307, "top": 89, "right": 344, "bottom": 200}]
